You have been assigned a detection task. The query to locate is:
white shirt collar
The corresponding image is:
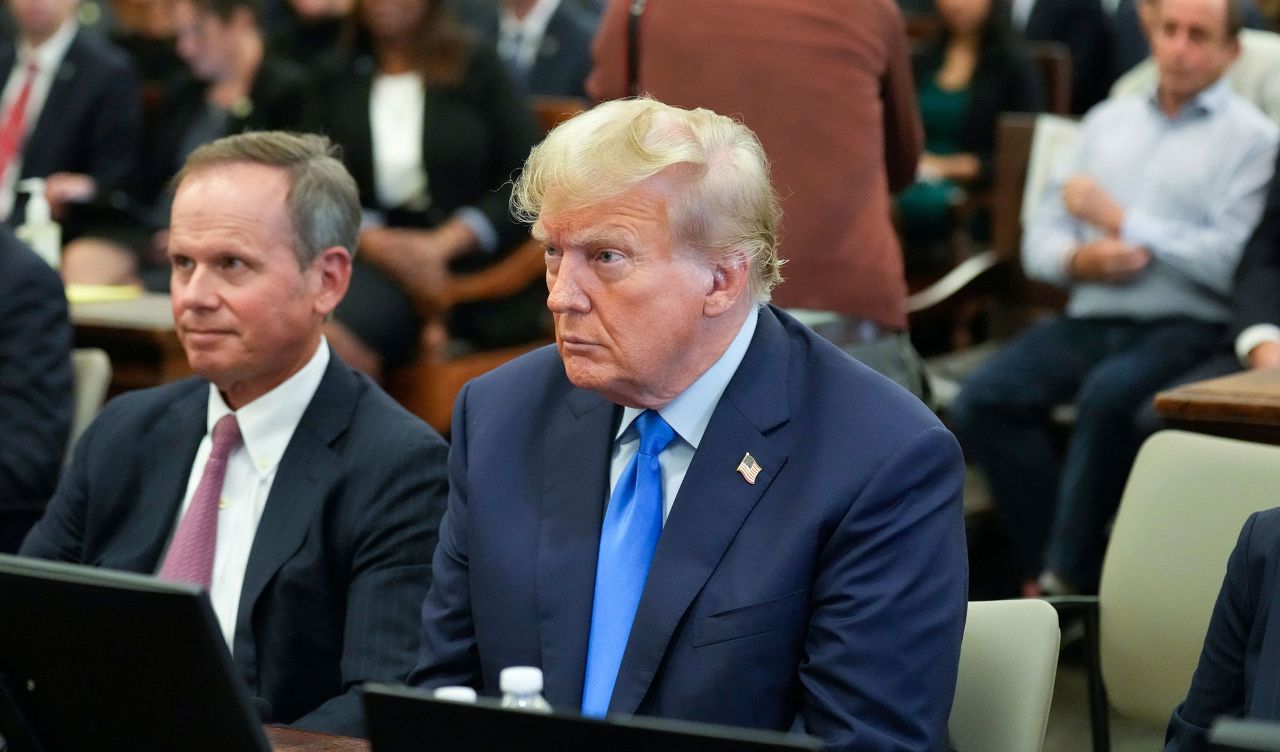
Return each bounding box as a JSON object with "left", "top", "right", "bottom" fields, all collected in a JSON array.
[
  {"left": 500, "top": 0, "right": 562, "bottom": 38},
  {"left": 205, "top": 338, "right": 331, "bottom": 478},
  {"left": 20, "top": 18, "right": 77, "bottom": 73},
  {"left": 616, "top": 305, "right": 760, "bottom": 451}
]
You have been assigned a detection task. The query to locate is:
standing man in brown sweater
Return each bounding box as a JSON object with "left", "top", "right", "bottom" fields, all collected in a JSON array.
[{"left": 588, "top": 0, "right": 926, "bottom": 396}]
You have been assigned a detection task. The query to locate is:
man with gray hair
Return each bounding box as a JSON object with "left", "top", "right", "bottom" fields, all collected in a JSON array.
[
  {"left": 22, "top": 131, "right": 449, "bottom": 736},
  {"left": 411, "top": 98, "right": 968, "bottom": 751}
]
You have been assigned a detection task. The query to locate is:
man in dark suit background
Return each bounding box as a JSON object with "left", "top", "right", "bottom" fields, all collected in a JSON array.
[
  {"left": 451, "top": 0, "right": 597, "bottom": 98},
  {"left": 0, "top": 0, "right": 141, "bottom": 231},
  {"left": 410, "top": 98, "right": 968, "bottom": 752},
  {"left": 21, "top": 131, "right": 449, "bottom": 737},
  {"left": 0, "top": 227, "right": 72, "bottom": 550}
]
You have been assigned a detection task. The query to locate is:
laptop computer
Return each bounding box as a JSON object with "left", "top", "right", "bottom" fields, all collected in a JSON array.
[
  {"left": 363, "top": 682, "right": 823, "bottom": 752},
  {"left": 0, "top": 554, "right": 271, "bottom": 752}
]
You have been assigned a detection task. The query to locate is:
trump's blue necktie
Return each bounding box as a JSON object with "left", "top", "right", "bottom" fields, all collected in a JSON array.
[{"left": 581, "top": 409, "right": 675, "bottom": 717}]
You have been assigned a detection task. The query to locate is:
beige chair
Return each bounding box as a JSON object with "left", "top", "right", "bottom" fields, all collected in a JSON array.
[
  {"left": 949, "top": 599, "right": 1061, "bottom": 752},
  {"left": 67, "top": 347, "right": 112, "bottom": 463},
  {"left": 1052, "top": 430, "right": 1280, "bottom": 751}
]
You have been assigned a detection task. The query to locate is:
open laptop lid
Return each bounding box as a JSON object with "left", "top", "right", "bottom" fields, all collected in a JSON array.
[
  {"left": 363, "top": 682, "right": 823, "bottom": 752},
  {"left": 0, "top": 554, "right": 271, "bottom": 752}
]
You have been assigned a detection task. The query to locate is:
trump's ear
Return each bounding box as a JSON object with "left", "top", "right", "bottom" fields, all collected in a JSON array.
[
  {"left": 703, "top": 256, "right": 750, "bottom": 318},
  {"left": 312, "top": 246, "right": 353, "bottom": 317}
]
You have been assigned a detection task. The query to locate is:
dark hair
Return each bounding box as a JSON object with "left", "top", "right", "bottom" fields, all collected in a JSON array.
[
  {"left": 353, "top": 0, "right": 471, "bottom": 86},
  {"left": 182, "top": 0, "right": 260, "bottom": 23}
]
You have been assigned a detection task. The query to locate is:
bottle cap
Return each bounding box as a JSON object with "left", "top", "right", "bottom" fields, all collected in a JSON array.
[
  {"left": 499, "top": 666, "right": 544, "bottom": 695},
  {"left": 432, "top": 686, "right": 478, "bottom": 703},
  {"left": 16, "top": 178, "right": 50, "bottom": 226}
]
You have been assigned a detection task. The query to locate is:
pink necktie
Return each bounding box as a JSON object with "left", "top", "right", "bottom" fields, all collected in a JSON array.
[
  {"left": 0, "top": 62, "right": 38, "bottom": 179},
  {"left": 159, "top": 414, "right": 242, "bottom": 589}
]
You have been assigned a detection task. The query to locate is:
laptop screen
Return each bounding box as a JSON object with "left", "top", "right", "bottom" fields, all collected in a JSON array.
[
  {"left": 363, "top": 682, "right": 822, "bottom": 752},
  {"left": 0, "top": 554, "right": 271, "bottom": 752}
]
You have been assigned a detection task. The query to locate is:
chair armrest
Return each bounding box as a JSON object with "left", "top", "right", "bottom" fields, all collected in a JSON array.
[
  {"left": 906, "top": 249, "right": 1002, "bottom": 314},
  {"left": 438, "top": 238, "right": 547, "bottom": 311}
]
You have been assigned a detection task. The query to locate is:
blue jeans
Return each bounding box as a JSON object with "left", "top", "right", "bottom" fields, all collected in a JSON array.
[{"left": 950, "top": 316, "right": 1223, "bottom": 590}]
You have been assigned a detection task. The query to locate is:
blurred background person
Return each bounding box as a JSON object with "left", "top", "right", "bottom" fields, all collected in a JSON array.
[
  {"left": 0, "top": 0, "right": 141, "bottom": 238},
  {"left": 61, "top": 0, "right": 316, "bottom": 287},
  {"left": 315, "top": 0, "right": 544, "bottom": 380},
  {"left": 896, "top": 0, "right": 1044, "bottom": 277},
  {"left": 450, "top": 0, "right": 598, "bottom": 98}
]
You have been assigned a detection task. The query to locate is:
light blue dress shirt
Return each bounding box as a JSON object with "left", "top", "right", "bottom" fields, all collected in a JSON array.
[
  {"left": 1023, "top": 77, "right": 1279, "bottom": 323},
  {"left": 608, "top": 305, "right": 759, "bottom": 523}
]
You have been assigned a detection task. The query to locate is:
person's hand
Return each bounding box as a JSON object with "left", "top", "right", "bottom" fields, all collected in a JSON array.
[
  {"left": 1067, "top": 238, "right": 1151, "bottom": 282},
  {"left": 1249, "top": 340, "right": 1280, "bottom": 370},
  {"left": 917, "top": 152, "right": 980, "bottom": 183},
  {"left": 1062, "top": 175, "right": 1124, "bottom": 235},
  {"left": 358, "top": 226, "right": 464, "bottom": 307},
  {"left": 44, "top": 172, "right": 97, "bottom": 220}
]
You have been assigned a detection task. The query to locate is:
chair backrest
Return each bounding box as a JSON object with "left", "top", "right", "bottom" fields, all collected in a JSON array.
[
  {"left": 1027, "top": 41, "right": 1072, "bottom": 116},
  {"left": 949, "top": 599, "right": 1061, "bottom": 752},
  {"left": 68, "top": 348, "right": 112, "bottom": 464},
  {"left": 1099, "top": 430, "right": 1280, "bottom": 727},
  {"left": 531, "top": 96, "right": 588, "bottom": 134}
]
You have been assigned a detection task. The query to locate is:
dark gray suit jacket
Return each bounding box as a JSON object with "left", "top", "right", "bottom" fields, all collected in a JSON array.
[{"left": 21, "top": 355, "right": 449, "bottom": 736}]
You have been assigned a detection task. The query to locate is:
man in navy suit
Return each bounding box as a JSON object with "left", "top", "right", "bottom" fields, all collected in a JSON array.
[
  {"left": 21, "top": 132, "right": 449, "bottom": 736},
  {"left": 410, "top": 98, "right": 968, "bottom": 751}
]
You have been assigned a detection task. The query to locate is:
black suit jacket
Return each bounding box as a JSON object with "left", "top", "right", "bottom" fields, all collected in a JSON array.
[
  {"left": 458, "top": 0, "right": 596, "bottom": 98},
  {"left": 1021, "top": 0, "right": 1111, "bottom": 115},
  {"left": 0, "top": 29, "right": 141, "bottom": 227},
  {"left": 316, "top": 42, "right": 539, "bottom": 257},
  {"left": 1166, "top": 508, "right": 1280, "bottom": 751},
  {"left": 21, "top": 355, "right": 449, "bottom": 736},
  {"left": 0, "top": 228, "right": 72, "bottom": 514}
]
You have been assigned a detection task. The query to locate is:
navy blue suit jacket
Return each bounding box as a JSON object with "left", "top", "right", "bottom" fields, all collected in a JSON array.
[
  {"left": 0, "top": 228, "right": 72, "bottom": 510},
  {"left": 411, "top": 306, "right": 968, "bottom": 751},
  {"left": 1166, "top": 508, "right": 1280, "bottom": 751},
  {"left": 21, "top": 356, "right": 449, "bottom": 736}
]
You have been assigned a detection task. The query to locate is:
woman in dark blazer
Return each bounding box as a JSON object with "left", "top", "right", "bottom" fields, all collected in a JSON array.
[
  {"left": 897, "top": 0, "right": 1044, "bottom": 265},
  {"left": 316, "top": 0, "right": 543, "bottom": 377}
]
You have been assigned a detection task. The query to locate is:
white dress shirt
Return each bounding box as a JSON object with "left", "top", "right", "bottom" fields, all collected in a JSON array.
[
  {"left": 0, "top": 19, "right": 77, "bottom": 220},
  {"left": 370, "top": 71, "right": 428, "bottom": 212},
  {"left": 162, "top": 340, "right": 330, "bottom": 648},
  {"left": 1236, "top": 323, "right": 1280, "bottom": 365},
  {"left": 608, "top": 306, "right": 759, "bottom": 523},
  {"left": 498, "top": 0, "right": 562, "bottom": 73}
]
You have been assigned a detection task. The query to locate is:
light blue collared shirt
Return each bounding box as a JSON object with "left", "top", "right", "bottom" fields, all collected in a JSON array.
[
  {"left": 1023, "top": 77, "right": 1279, "bottom": 323},
  {"left": 607, "top": 305, "right": 759, "bottom": 523}
]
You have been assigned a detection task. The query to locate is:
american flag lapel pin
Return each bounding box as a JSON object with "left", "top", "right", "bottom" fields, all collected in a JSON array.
[{"left": 736, "top": 452, "right": 762, "bottom": 485}]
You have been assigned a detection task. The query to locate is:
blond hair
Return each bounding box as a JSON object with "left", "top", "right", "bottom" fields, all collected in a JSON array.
[{"left": 512, "top": 98, "right": 783, "bottom": 302}]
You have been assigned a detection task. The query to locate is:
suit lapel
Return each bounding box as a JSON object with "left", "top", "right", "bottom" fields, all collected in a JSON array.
[
  {"left": 233, "top": 359, "right": 355, "bottom": 676},
  {"left": 24, "top": 33, "right": 81, "bottom": 176},
  {"left": 537, "top": 381, "right": 618, "bottom": 707},
  {"left": 105, "top": 385, "right": 207, "bottom": 572},
  {"left": 608, "top": 307, "right": 794, "bottom": 714}
]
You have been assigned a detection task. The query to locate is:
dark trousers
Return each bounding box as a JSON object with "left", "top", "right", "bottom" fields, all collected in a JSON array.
[{"left": 950, "top": 316, "right": 1223, "bottom": 590}]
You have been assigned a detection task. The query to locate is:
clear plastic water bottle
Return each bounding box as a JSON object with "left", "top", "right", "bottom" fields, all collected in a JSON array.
[{"left": 499, "top": 666, "right": 552, "bottom": 713}]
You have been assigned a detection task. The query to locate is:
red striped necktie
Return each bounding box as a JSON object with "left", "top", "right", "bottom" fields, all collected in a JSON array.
[{"left": 0, "top": 62, "right": 39, "bottom": 180}]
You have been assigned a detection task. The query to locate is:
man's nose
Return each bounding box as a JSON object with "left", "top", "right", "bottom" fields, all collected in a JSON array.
[
  {"left": 175, "top": 265, "right": 220, "bottom": 311},
  {"left": 546, "top": 255, "right": 589, "bottom": 314}
]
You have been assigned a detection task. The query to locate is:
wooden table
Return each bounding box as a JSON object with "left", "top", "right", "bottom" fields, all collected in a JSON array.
[
  {"left": 1153, "top": 368, "right": 1280, "bottom": 444},
  {"left": 69, "top": 292, "right": 189, "bottom": 394},
  {"left": 266, "top": 726, "right": 370, "bottom": 752}
]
